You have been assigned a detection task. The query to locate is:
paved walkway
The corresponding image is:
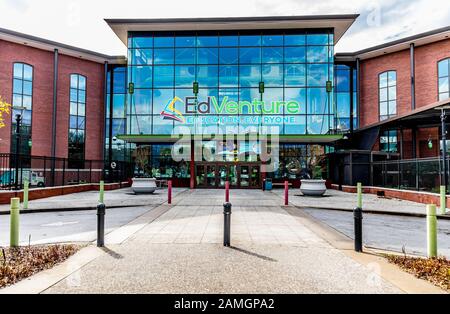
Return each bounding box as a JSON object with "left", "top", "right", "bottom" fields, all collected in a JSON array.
[
  {"left": 43, "top": 190, "right": 403, "bottom": 294},
  {"left": 0, "top": 188, "right": 187, "bottom": 214},
  {"left": 272, "top": 188, "right": 448, "bottom": 217}
]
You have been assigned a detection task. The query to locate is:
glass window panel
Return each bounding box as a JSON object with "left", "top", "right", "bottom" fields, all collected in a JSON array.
[
  {"left": 439, "top": 92, "right": 449, "bottom": 101},
  {"left": 438, "top": 59, "right": 449, "bottom": 78},
  {"left": 175, "top": 36, "right": 195, "bottom": 47},
  {"left": 175, "top": 65, "right": 196, "bottom": 87},
  {"left": 23, "top": 65, "right": 33, "bottom": 81},
  {"left": 262, "top": 35, "right": 283, "bottom": 46},
  {"left": 307, "top": 88, "right": 328, "bottom": 115},
  {"left": 70, "top": 115, "right": 78, "bottom": 128},
  {"left": 439, "top": 77, "right": 449, "bottom": 93},
  {"left": 307, "top": 115, "right": 330, "bottom": 134},
  {"left": 239, "top": 88, "right": 260, "bottom": 103},
  {"left": 197, "top": 36, "right": 218, "bottom": 47},
  {"left": 284, "top": 34, "right": 305, "bottom": 46},
  {"left": 239, "top": 65, "right": 261, "bottom": 87},
  {"left": 78, "top": 90, "right": 86, "bottom": 104},
  {"left": 389, "top": 86, "right": 397, "bottom": 100},
  {"left": 153, "top": 89, "right": 175, "bottom": 113},
  {"left": 285, "top": 47, "right": 306, "bottom": 63},
  {"left": 380, "top": 88, "right": 388, "bottom": 102},
  {"left": 152, "top": 115, "right": 174, "bottom": 135},
  {"left": 198, "top": 47, "right": 218, "bottom": 64},
  {"left": 219, "top": 35, "right": 238, "bottom": 46},
  {"left": 22, "top": 109, "right": 32, "bottom": 126},
  {"left": 23, "top": 80, "right": 32, "bottom": 95},
  {"left": 284, "top": 64, "right": 305, "bottom": 86},
  {"left": 263, "top": 88, "right": 283, "bottom": 111},
  {"left": 70, "top": 102, "right": 78, "bottom": 115},
  {"left": 219, "top": 88, "right": 239, "bottom": 103},
  {"left": 175, "top": 48, "right": 196, "bottom": 64},
  {"left": 13, "top": 79, "right": 23, "bottom": 94},
  {"left": 131, "top": 115, "right": 153, "bottom": 134},
  {"left": 154, "top": 48, "right": 175, "bottom": 64},
  {"left": 112, "top": 118, "right": 126, "bottom": 136},
  {"left": 262, "top": 47, "right": 283, "bottom": 63},
  {"left": 77, "top": 116, "right": 85, "bottom": 129},
  {"left": 154, "top": 36, "right": 174, "bottom": 47},
  {"left": 130, "top": 49, "right": 153, "bottom": 65},
  {"left": 197, "top": 89, "right": 219, "bottom": 108},
  {"left": 197, "top": 66, "right": 218, "bottom": 87},
  {"left": 12, "top": 94, "right": 22, "bottom": 107},
  {"left": 336, "top": 69, "right": 350, "bottom": 92},
  {"left": 389, "top": 101, "right": 397, "bottom": 115},
  {"left": 70, "top": 88, "right": 78, "bottom": 102},
  {"left": 70, "top": 75, "right": 78, "bottom": 88},
  {"left": 131, "top": 36, "right": 153, "bottom": 48},
  {"left": 379, "top": 102, "right": 388, "bottom": 116},
  {"left": 78, "top": 102, "right": 86, "bottom": 117},
  {"left": 307, "top": 46, "right": 328, "bottom": 63},
  {"left": 307, "top": 64, "right": 328, "bottom": 87},
  {"left": 78, "top": 76, "right": 86, "bottom": 90},
  {"left": 285, "top": 88, "right": 306, "bottom": 113},
  {"left": 13, "top": 63, "right": 23, "bottom": 78},
  {"left": 262, "top": 64, "right": 283, "bottom": 87},
  {"left": 379, "top": 72, "right": 388, "bottom": 88},
  {"left": 219, "top": 48, "right": 238, "bottom": 64},
  {"left": 22, "top": 95, "right": 32, "bottom": 110},
  {"left": 239, "top": 35, "right": 261, "bottom": 46},
  {"left": 153, "top": 66, "right": 174, "bottom": 87},
  {"left": 284, "top": 116, "right": 306, "bottom": 134},
  {"left": 239, "top": 47, "right": 261, "bottom": 64},
  {"left": 131, "top": 66, "right": 153, "bottom": 88},
  {"left": 307, "top": 34, "right": 329, "bottom": 45},
  {"left": 388, "top": 71, "right": 397, "bottom": 87},
  {"left": 336, "top": 93, "right": 351, "bottom": 117},
  {"left": 219, "top": 65, "right": 239, "bottom": 87}
]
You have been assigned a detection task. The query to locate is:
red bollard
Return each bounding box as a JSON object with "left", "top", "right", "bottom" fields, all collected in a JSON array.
[
  {"left": 225, "top": 181, "right": 230, "bottom": 202},
  {"left": 168, "top": 180, "right": 172, "bottom": 205},
  {"left": 284, "top": 181, "right": 289, "bottom": 206}
]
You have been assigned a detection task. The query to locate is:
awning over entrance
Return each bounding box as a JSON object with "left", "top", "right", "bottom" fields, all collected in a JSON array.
[{"left": 117, "top": 134, "right": 344, "bottom": 144}]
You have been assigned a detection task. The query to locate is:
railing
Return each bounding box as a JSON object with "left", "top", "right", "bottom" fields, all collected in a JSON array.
[
  {"left": 371, "top": 157, "right": 448, "bottom": 193},
  {"left": 0, "top": 153, "right": 133, "bottom": 190}
]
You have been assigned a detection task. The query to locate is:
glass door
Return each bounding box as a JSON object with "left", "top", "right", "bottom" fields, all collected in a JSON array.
[
  {"left": 218, "top": 164, "right": 228, "bottom": 188},
  {"left": 206, "top": 165, "right": 217, "bottom": 188},
  {"left": 249, "top": 165, "right": 260, "bottom": 188},
  {"left": 240, "top": 165, "right": 250, "bottom": 187},
  {"left": 229, "top": 165, "right": 238, "bottom": 187},
  {"left": 196, "top": 165, "right": 206, "bottom": 187}
]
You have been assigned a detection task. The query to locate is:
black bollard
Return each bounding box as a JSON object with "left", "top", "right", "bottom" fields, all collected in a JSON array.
[
  {"left": 97, "top": 203, "right": 106, "bottom": 247},
  {"left": 354, "top": 207, "right": 363, "bottom": 252},
  {"left": 223, "top": 202, "right": 232, "bottom": 247}
]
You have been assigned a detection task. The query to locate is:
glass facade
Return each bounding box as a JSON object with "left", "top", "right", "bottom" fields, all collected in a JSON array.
[
  {"left": 334, "top": 64, "right": 357, "bottom": 131},
  {"left": 379, "top": 71, "right": 397, "bottom": 121},
  {"left": 68, "top": 74, "right": 86, "bottom": 167},
  {"left": 126, "top": 30, "right": 335, "bottom": 136},
  {"left": 438, "top": 58, "right": 450, "bottom": 101},
  {"left": 11, "top": 63, "right": 33, "bottom": 157}
]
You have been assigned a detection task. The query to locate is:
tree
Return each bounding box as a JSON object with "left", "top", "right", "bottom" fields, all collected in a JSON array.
[{"left": 0, "top": 96, "right": 11, "bottom": 128}]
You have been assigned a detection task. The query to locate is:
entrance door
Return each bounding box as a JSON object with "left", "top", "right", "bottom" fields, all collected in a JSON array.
[{"left": 195, "top": 162, "right": 260, "bottom": 189}]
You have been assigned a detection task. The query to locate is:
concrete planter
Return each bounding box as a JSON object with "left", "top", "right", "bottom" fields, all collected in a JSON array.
[
  {"left": 131, "top": 178, "right": 157, "bottom": 194},
  {"left": 300, "top": 179, "right": 327, "bottom": 196}
]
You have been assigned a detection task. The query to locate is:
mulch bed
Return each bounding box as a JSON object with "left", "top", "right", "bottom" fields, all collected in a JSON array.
[
  {"left": 386, "top": 255, "right": 449, "bottom": 291},
  {"left": 0, "top": 244, "right": 80, "bottom": 288}
]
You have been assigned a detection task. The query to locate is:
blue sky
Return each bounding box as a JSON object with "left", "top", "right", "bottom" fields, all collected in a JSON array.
[{"left": 0, "top": 0, "right": 449, "bottom": 55}]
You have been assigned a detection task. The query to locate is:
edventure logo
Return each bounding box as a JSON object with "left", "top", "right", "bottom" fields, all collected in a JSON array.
[{"left": 160, "top": 96, "right": 301, "bottom": 122}]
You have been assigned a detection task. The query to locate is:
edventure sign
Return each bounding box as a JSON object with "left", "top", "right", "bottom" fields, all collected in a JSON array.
[{"left": 161, "top": 96, "right": 302, "bottom": 123}]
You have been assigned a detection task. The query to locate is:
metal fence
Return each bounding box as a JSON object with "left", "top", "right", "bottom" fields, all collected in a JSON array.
[
  {"left": 371, "top": 157, "right": 448, "bottom": 193},
  {"left": 0, "top": 153, "right": 133, "bottom": 190}
]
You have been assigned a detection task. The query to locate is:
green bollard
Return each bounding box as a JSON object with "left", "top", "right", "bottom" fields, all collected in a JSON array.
[
  {"left": 23, "top": 179, "right": 29, "bottom": 210},
  {"left": 426, "top": 204, "right": 437, "bottom": 258},
  {"left": 99, "top": 180, "right": 104, "bottom": 204},
  {"left": 357, "top": 182, "right": 363, "bottom": 209},
  {"left": 440, "top": 186, "right": 446, "bottom": 215},
  {"left": 10, "top": 198, "right": 20, "bottom": 247}
]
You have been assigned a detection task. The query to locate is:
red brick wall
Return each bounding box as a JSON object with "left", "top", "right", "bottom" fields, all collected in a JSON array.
[{"left": 0, "top": 39, "right": 105, "bottom": 160}]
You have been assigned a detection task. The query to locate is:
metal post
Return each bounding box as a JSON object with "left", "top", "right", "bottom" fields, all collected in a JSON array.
[
  {"left": 23, "top": 179, "right": 29, "bottom": 210},
  {"left": 168, "top": 180, "right": 172, "bottom": 205},
  {"left": 14, "top": 114, "right": 22, "bottom": 190},
  {"left": 97, "top": 203, "right": 106, "bottom": 247},
  {"left": 99, "top": 180, "right": 104, "bottom": 203},
  {"left": 223, "top": 202, "right": 232, "bottom": 247},
  {"left": 441, "top": 109, "right": 448, "bottom": 191},
  {"left": 284, "top": 180, "right": 289, "bottom": 206},
  {"left": 10, "top": 198, "right": 20, "bottom": 247},
  {"left": 440, "top": 186, "right": 447, "bottom": 215},
  {"left": 357, "top": 182, "right": 363, "bottom": 209},
  {"left": 426, "top": 204, "right": 437, "bottom": 258},
  {"left": 225, "top": 181, "right": 230, "bottom": 202},
  {"left": 354, "top": 206, "right": 363, "bottom": 252}
]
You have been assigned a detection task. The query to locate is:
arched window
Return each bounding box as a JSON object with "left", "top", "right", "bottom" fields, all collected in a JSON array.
[
  {"left": 379, "top": 71, "right": 397, "bottom": 121},
  {"left": 68, "top": 74, "right": 86, "bottom": 167},
  {"left": 438, "top": 58, "right": 450, "bottom": 101},
  {"left": 11, "top": 63, "right": 33, "bottom": 156}
]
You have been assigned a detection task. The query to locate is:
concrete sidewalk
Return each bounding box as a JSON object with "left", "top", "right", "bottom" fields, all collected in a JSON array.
[
  {"left": 271, "top": 188, "right": 450, "bottom": 218},
  {"left": 0, "top": 187, "right": 187, "bottom": 214}
]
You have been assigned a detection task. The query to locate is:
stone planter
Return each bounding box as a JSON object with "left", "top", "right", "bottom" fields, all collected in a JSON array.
[
  {"left": 300, "top": 179, "right": 327, "bottom": 196},
  {"left": 131, "top": 178, "right": 157, "bottom": 194}
]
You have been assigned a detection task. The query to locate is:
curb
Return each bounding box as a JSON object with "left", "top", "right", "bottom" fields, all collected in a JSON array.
[{"left": 294, "top": 205, "right": 450, "bottom": 220}]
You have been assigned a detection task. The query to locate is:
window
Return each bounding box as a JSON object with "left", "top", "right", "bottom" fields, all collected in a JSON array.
[
  {"left": 69, "top": 74, "right": 86, "bottom": 167},
  {"left": 438, "top": 58, "right": 450, "bottom": 101},
  {"left": 380, "top": 130, "right": 398, "bottom": 152},
  {"left": 379, "top": 71, "right": 397, "bottom": 121},
  {"left": 11, "top": 63, "right": 33, "bottom": 157}
]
